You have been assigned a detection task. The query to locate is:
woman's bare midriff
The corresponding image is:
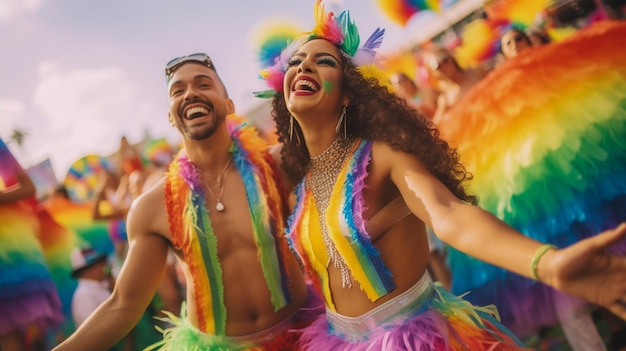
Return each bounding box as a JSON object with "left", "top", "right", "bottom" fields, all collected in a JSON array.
[{"left": 328, "top": 215, "right": 430, "bottom": 317}]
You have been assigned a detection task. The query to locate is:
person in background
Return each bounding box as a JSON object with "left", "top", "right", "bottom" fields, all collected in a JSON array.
[
  {"left": 422, "top": 45, "right": 488, "bottom": 124},
  {"left": 390, "top": 72, "right": 420, "bottom": 106},
  {"left": 256, "top": 1, "right": 626, "bottom": 349},
  {"left": 118, "top": 136, "right": 144, "bottom": 177},
  {"left": 0, "top": 138, "right": 63, "bottom": 351},
  {"left": 499, "top": 28, "right": 533, "bottom": 60},
  {"left": 389, "top": 71, "right": 439, "bottom": 120},
  {"left": 70, "top": 246, "right": 114, "bottom": 328},
  {"left": 91, "top": 169, "right": 132, "bottom": 272},
  {"left": 526, "top": 27, "right": 552, "bottom": 46}
]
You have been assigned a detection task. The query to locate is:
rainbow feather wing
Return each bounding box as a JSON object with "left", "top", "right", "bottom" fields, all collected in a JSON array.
[{"left": 439, "top": 20, "right": 626, "bottom": 336}]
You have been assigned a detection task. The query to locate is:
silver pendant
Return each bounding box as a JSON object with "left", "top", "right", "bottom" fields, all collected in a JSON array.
[{"left": 215, "top": 202, "right": 225, "bottom": 212}]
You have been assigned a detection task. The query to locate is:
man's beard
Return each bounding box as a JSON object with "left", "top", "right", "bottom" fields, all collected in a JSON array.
[
  {"left": 178, "top": 98, "right": 225, "bottom": 140},
  {"left": 183, "top": 113, "right": 225, "bottom": 140}
]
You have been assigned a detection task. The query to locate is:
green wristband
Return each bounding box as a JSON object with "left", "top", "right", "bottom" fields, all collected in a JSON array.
[{"left": 531, "top": 244, "right": 557, "bottom": 281}]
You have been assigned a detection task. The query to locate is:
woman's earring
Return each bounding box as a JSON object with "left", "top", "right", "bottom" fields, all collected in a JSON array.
[
  {"left": 289, "top": 114, "right": 294, "bottom": 142},
  {"left": 289, "top": 115, "right": 301, "bottom": 145},
  {"left": 335, "top": 105, "right": 347, "bottom": 137}
]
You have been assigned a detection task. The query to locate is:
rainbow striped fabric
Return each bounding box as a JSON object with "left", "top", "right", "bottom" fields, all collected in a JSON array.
[{"left": 287, "top": 140, "right": 396, "bottom": 310}]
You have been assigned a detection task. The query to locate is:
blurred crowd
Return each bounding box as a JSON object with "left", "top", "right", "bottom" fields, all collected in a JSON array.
[{"left": 1, "top": 0, "right": 626, "bottom": 350}]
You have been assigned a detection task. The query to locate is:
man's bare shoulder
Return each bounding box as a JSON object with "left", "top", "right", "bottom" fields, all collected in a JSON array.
[
  {"left": 126, "top": 177, "right": 170, "bottom": 240},
  {"left": 135, "top": 177, "right": 166, "bottom": 208}
]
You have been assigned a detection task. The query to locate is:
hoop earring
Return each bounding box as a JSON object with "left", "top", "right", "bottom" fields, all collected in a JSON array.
[{"left": 335, "top": 105, "right": 347, "bottom": 138}]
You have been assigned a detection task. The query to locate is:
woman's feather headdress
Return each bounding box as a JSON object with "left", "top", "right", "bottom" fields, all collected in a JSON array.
[{"left": 255, "top": 0, "right": 386, "bottom": 98}]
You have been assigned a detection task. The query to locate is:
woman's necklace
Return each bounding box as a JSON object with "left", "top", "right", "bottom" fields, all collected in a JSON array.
[
  {"left": 308, "top": 136, "right": 356, "bottom": 288},
  {"left": 198, "top": 155, "right": 233, "bottom": 212}
]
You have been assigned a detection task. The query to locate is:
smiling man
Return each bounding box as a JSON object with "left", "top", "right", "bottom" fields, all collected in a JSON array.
[{"left": 53, "top": 53, "right": 320, "bottom": 351}]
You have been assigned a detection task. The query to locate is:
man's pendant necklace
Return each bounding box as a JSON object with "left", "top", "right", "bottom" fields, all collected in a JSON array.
[{"left": 199, "top": 155, "right": 233, "bottom": 212}]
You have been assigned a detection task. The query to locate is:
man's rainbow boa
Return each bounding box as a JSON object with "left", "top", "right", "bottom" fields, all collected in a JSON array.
[{"left": 164, "top": 116, "right": 292, "bottom": 335}]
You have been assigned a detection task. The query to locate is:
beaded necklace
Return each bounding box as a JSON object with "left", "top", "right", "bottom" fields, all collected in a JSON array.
[{"left": 307, "top": 136, "right": 357, "bottom": 288}]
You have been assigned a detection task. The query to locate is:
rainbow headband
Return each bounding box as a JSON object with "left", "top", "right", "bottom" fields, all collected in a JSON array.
[{"left": 255, "top": 0, "right": 386, "bottom": 98}]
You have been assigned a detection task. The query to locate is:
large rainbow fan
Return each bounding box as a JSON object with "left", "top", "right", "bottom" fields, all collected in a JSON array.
[
  {"left": 376, "top": 0, "right": 441, "bottom": 26},
  {"left": 438, "top": 20, "right": 626, "bottom": 337},
  {"left": 63, "top": 154, "right": 113, "bottom": 203}
]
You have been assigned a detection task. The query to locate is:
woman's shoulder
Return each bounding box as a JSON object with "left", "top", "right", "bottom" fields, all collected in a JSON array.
[{"left": 370, "top": 140, "right": 426, "bottom": 171}]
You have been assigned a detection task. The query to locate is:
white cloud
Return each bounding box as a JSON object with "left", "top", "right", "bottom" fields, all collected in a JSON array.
[
  {"left": 0, "top": 0, "right": 42, "bottom": 23},
  {"left": 30, "top": 62, "right": 164, "bottom": 180}
]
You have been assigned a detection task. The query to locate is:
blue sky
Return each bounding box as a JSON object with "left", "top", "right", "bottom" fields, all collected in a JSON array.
[{"left": 0, "top": 0, "right": 434, "bottom": 180}]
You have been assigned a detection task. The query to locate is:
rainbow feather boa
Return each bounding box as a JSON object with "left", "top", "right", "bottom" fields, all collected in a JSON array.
[
  {"left": 438, "top": 20, "right": 626, "bottom": 337},
  {"left": 287, "top": 139, "right": 395, "bottom": 310},
  {"left": 165, "top": 115, "right": 292, "bottom": 335}
]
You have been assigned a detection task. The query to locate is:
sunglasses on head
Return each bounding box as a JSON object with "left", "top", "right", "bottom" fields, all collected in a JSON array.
[{"left": 165, "top": 53, "right": 215, "bottom": 82}]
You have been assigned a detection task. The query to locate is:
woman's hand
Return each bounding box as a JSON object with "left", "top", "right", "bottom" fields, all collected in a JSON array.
[{"left": 542, "top": 223, "right": 626, "bottom": 319}]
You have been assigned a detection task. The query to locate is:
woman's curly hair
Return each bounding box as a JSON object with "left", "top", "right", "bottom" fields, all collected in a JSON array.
[{"left": 271, "top": 51, "right": 477, "bottom": 205}]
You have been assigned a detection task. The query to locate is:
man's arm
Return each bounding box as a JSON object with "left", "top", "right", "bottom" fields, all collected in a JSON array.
[{"left": 54, "top": 190, "right": 170, "bottom": 350}]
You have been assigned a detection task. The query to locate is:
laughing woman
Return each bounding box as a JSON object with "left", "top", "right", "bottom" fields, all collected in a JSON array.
[{"left": 254, "top": 1, "right": 626, "bottom": 350}]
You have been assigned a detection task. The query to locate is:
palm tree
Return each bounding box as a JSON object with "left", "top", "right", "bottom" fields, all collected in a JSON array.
[
  {"left": 8, "top": 128, "right": 28, "bottom": 148},
  {"left": 7, "top": 128, "right": 30, "bottom": 166}
]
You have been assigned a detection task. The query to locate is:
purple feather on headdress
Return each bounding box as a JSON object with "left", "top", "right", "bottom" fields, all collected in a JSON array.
[{"left": 353, "top": 28, "right": 385, "bottom": 67}]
